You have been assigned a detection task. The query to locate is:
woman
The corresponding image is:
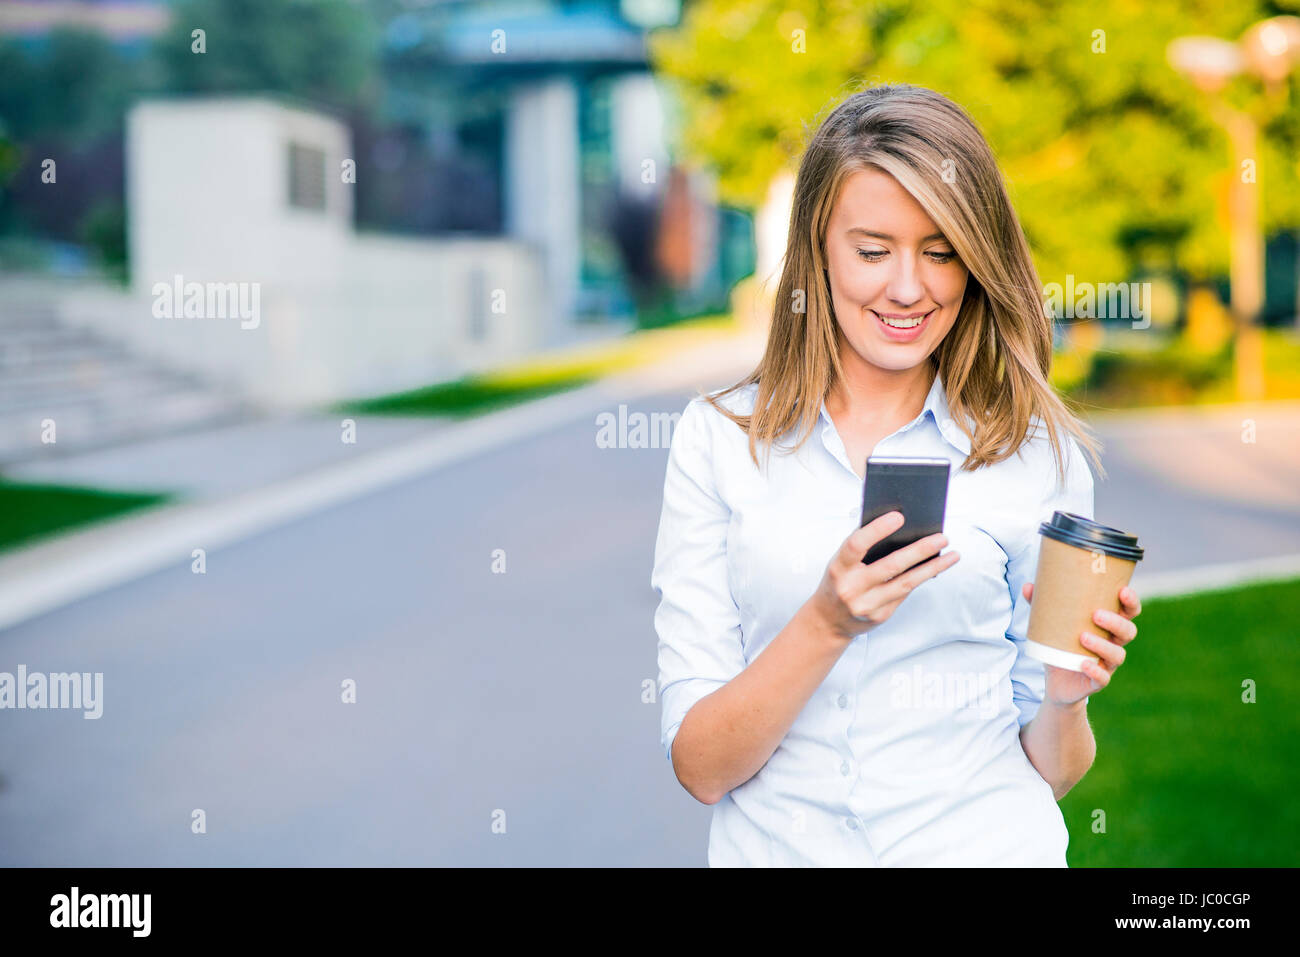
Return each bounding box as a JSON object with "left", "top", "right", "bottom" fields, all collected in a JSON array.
[{"left": 651, "top": 83, "right": 1143, "bottom": 867}]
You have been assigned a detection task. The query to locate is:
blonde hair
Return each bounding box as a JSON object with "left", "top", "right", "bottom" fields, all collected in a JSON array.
[{"left": 705, "top": 82, "right": 1105, "bottom": 490}]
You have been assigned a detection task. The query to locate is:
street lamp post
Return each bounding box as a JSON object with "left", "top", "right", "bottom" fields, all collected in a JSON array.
[{"left": 1168, "top": 17, "right": 1300, "bottom": 401}]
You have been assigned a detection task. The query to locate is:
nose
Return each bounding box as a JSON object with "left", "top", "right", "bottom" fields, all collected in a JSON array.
[{"left": 885, "top": 253, "right": 924, "bottom": 309}]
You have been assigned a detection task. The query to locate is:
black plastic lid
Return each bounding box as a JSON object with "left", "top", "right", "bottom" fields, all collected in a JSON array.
[{"left": 1038, "top": 511, "right": 1144, "bottom": 562}]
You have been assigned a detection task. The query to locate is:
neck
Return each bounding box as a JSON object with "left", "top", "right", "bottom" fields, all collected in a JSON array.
[{"left": 827, "top": 349, "right": 936, "bottom": 426}]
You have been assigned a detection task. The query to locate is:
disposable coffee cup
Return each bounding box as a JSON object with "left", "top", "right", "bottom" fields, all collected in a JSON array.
[{"left": 1024, "top": 511, "right": 1144, "bottom": 672}]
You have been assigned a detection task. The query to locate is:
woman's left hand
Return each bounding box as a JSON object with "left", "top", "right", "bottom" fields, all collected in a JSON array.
[{"left": 1022, "top": 582, "right": 1142, "bottom": 707}]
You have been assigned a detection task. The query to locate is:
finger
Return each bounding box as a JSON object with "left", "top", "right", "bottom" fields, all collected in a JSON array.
[
  {"left": 1091, "top": 608, "right": 1137, "bottom": 644},
  {"left": 1080, "top": 657, "right": 1110, "bottom": 688},
  {"left": 1080, "top": 630, "right": 1126, "bottom": 668},
  {"left": 1023, "top": 582, "right": 1033, "bottom": 602},
  {"left": 859, "top": 548, "right": 961, "bottom": 610},
  {"left": 864, "top": 531, "right": 951, "bottom": 583},
  {"left": 849, "top": 551, "right": 955, "bottom": 619},
  {"left": 1119, "top": 585, "right": 1142, "bottom": 617},
  {"left": 837, "top": 511, "right": 905, "bottom": 570}
]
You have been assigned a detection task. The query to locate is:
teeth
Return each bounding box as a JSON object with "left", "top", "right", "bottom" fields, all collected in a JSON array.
[{"left": 880, "top": 312, "right": 927, "bottom": 328}]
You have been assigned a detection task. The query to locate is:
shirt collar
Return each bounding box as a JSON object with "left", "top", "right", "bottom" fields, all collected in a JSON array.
[{"left": 819, "top": 367, "right": 972, "bottom": 456}]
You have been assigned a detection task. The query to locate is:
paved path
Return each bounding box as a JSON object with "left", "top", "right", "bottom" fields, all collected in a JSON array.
[
  {"left": 4, "top": 414, "right": 448, "bottom": 498},
  {"left": 1087, "top": 401, "right": 1300, "bottom": 575}
]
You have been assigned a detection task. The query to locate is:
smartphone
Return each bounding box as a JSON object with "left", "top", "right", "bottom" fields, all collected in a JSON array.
[{"left": 859, "top": 456, "right": 951, "bottom": 570}]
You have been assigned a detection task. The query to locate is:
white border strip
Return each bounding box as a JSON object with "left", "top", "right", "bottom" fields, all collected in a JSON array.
[
  {"left": 1023, "top": 641, "right": 1096, "bottom": 673},
  {"left": 1133, "top": 553, "right": 1300, "bottom": 599}
]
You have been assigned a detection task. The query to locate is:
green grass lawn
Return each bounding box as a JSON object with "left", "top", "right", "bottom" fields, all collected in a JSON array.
[
  {"left": 1060, "top": 576, "right": 1300, "bottom": 866},
  {"left": 0, "top": 480, "right": 170, "bottom": 552},
  {"left": 336, "top": 370, "right": 600, "bottom": 419}
]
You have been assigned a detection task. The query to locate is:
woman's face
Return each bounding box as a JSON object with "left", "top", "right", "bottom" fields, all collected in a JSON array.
[{"left": 824, "top": 167, "right": 969, "bottom": 374}]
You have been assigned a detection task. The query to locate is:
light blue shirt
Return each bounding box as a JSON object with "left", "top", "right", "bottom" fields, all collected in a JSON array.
[{"left": 652, "top": 368, "right": 1094, "bottom": 866}]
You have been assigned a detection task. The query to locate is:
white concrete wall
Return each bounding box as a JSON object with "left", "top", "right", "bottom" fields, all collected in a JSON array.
[
  {"left": 128, "top": 99, "right": 354, "bottom": 292},
  {"left": 505, "top": 76, "right": 579, "bottom": 337},
  {"left": 59, "top": 237, "right": 544, "bottom": 407},
  {"left": 112, "top": 97, "right": 547, "bottom": 408}
]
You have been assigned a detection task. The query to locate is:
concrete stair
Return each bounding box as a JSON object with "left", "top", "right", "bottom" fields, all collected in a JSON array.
[{"left": 0, "top": 300, "right": 253, "bottom": 466}]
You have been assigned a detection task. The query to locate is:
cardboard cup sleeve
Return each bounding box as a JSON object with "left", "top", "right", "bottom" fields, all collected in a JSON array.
[{"left": 1024, "top": 512, "right": 1144, "bottom": 673}]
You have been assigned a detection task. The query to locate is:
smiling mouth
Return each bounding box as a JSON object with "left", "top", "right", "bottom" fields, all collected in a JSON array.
[{"left": 874, "top": 309, "right": 934, "bottom": 329}]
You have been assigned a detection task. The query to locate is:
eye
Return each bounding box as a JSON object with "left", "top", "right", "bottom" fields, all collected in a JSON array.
[{"left": 856, "top": 248, "right": 957, "bottom": 264}]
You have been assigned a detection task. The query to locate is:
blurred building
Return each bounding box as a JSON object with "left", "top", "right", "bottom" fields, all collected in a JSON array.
[
  {"left": 118, "top": 95, "right": 545, "bottom": 406},
  {"left": 0, "top": 0, "right": 756, "bottom": 460},
  {"left": 0, "top": 0, "right": 753, "bottom": 332},
  {"left": 372, "top": 0, "right": 753, "bottom": 333}
]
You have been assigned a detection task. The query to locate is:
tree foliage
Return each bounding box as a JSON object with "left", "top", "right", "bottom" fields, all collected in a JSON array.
[
  {"left": 157, "top": 0, "right": 377, "bottom": 110},
  {"left": 650, "top": 0, "right": 1300, "bottom": 282}
]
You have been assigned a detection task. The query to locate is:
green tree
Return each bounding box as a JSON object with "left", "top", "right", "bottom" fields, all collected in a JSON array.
[
  {"left": 156, "top": 0, "right": 378, "bottom": 110},
  {"left": 0, "top": 29, "right": 141, "bottom": 252},
  {"left": 0, "top": 28, "right": 137, "bottom": 143},
  {"left": 650, "top": 0, "right": 1300, "bottom": 284}
]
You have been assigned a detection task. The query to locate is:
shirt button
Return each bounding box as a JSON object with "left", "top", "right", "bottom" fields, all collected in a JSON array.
[
  {"left": 840, "top": 760, "right": 851, "bottom": 776},
  {"left": 846, "top": 818, "right": 859, "bottom": 830},
  {"left": 837, "top": 694, "right": 848, "bottom": 709}
]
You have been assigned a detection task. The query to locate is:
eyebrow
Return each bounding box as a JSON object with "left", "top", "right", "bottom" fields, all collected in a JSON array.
[{"left": 848, "top": 228, "right": 947, "bottom": 242}]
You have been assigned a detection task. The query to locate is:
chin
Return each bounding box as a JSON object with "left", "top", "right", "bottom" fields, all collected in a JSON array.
[
  {"left": 871, "top": 352, "right": 929, "bottom": 372},
  {"left": 850, "top": 343, "right": 928, "bottom": 372}
]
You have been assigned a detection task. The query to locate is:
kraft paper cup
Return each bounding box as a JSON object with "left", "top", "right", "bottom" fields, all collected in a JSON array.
[{"left": 1024, "top": 511, "right": 1144, "bottom": 672}]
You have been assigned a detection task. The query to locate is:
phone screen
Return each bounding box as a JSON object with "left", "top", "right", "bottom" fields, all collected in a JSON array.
[{"left": 859, "top": 457, "right": 950, "bottom": 570}]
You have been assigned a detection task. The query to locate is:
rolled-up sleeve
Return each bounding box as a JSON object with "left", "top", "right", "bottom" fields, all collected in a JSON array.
[
  {"left": 1005, "top": 432, "right": 1095, "bottom": 727},
  {"left": 652, "top": 397, "right": 747, "bottom": 764}
]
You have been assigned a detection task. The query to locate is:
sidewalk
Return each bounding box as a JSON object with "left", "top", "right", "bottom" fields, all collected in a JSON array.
[
  {"left": 4, "top": 413, "right": 449, "bottom": 497},
  {"left": 1087, "top": 398, "right": 1300, "bottom": 517}
]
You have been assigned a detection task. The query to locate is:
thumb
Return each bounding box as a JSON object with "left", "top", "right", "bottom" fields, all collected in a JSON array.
[{"left": 1023, "top": 582, "right": 1034, "bottom": 602}]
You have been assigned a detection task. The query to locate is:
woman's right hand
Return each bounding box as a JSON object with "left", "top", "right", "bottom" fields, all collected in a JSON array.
[{"left": 808, "top": 511, "right": 961, "bottom": 641}]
